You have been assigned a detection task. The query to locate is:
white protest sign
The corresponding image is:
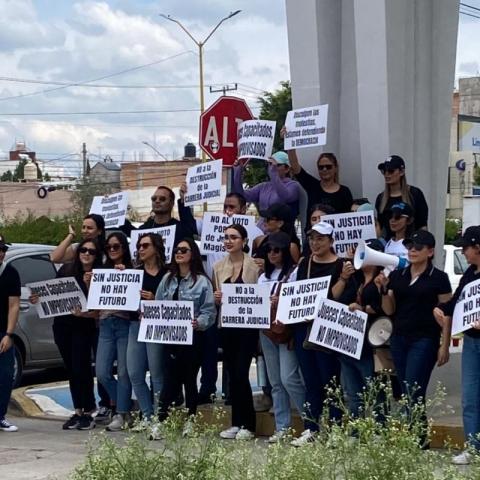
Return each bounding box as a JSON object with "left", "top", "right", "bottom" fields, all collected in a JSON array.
[
  {"left": 237, "top": 119, "right": 276, "bottom": 160},
  {"left": 130, "top": 225, "right": 176, "bottom": 264},
  {"left": 308, "top": 298, "right": 367, "bottom": 359},
  {"left": 89, "top": 192, "right": 128, "bottom": 228},
  {"left": 220, "top": 283, "right": 270, "bottom": 329},
  {"left": 276, "top": 276, "right": 331, "bottom": 325},
  {"left": 284, "top": 104, "right": 328, "bottom": 150},
  {"left": 26, "top": 277, "right": 87, "bottom": 319},
  {"left": 321, "top": 211, "right": 376, "bottom": 257},
  {"left": 200, "top": 212, "right": 261, "bottom": 255},
  {"left": 452, "top": 279, "right": 480, "bottom": 335},
  {"left": 87, "top": 269, "right": 143, "bottom": 311},
  {"left": 138, "top": 300, "right": 193, "bottom": 345},
  {"left": 184, "top": 159, "right": 223, "bottom": 206}
]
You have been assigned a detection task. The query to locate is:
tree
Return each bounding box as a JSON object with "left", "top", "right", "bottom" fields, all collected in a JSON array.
[{"left": 1, "top": 171, "right": 13, "bottom": 181}]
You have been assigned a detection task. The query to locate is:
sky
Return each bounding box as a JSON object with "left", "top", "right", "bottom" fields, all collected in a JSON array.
[{"left": 0, "top": 0, "right": 478, "bottom": 177}]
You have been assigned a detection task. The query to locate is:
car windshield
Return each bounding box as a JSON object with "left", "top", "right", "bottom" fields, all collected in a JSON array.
[{"left": 454, "top": 249, "right": 468, "bottom": 275}]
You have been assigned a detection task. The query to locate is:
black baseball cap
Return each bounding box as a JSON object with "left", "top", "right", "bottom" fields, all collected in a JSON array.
[
  {"left": 260, "top": 203, "right": 292, "bottom": 223},
  {"left": 403, "top": 230, "right": 436, "bottom": 249},
  {"left": 378, "top": 155, "right": 405, "bottom": 172},
  {"left": 266, "top": 232, "right": 290, "bottom": 249},
  {"left": 453, "top": 226, "right": 480, "bottom": 248},
  {"left": 365, "top": 238, "right": 385, "bottom": 252},
  {"left": 388, "top": 202, "right": 414, "bottom": 218}
]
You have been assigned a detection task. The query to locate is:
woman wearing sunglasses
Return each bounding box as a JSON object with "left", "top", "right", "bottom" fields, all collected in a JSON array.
[
  {"left": 126, "top": 233, "right": 168, "bottom": 422},
  {"left": 375, "top": 155, "right": 428, "bottom": 239},
  {"left": 155, "top": 238, "right": 215, "bottom": 425},
  {"left": 376, "top": 230, "right": 452, "bottom": 445},
  {"left": 384, "top": 202, "right": 415, "bottom": 263},
  {"left": 213, "top": 224, "right": 260, "bottom": 440},
  {"left": 95, "top": 232, "right": 134, "bottom": 432}
]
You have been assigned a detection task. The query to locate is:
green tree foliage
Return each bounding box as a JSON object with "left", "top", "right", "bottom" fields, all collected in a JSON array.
[{"left": 0, "top": 159, "right": 43, "bottom": 182}]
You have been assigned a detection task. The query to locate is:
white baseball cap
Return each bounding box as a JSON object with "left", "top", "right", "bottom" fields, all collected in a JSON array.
[{"left": 308, "top": 221, "right": 334, "bottom": 236}]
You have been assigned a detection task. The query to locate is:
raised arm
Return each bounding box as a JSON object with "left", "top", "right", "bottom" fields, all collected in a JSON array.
[
  {"left": 232, "top": 160, "right": 261, "bottom": 203},
  {"left": 268, "top": 162, "right": 299, "bottom": 203},
  {"left": 50, "top": 225, "right": 76, "bottom": 263}
]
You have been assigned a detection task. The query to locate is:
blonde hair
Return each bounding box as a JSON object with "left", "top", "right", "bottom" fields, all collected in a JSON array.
[{"left": 379, "top": 172, "right": 413, "bottom": 213}]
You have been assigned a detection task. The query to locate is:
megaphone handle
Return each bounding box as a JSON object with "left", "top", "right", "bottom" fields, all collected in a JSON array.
[{"left": 382, "top": 266, "right": 394, "bottom": 277}]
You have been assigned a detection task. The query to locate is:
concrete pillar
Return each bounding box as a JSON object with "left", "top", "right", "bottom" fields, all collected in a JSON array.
[{"left": 285, "top": 0, "right": 459, "bottom": 254}]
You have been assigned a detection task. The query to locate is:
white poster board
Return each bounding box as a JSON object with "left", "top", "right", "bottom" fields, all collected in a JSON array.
[
  {"left": 138, "top": 300, "right": 193, "bottom": 345},
  {"left": 220, "top": 283, "right": 270, "bottom": 329},
  {"left": 184, "top": 159, "right": 222, "bottom": 206},
  {"left": 276, "top": 276, "right": 331, "bottom": 325},
  {"left": 87, "top": 269, "right": 143, "bottom": 311},
  {"left": 321, "top": 211, "right": 376, "bottom": 257},
  {"left": 89, "top": 192, "right": 128, "bottom": 228},
  {"left": 26, "top": 277, "right": 87, "bottom": 319},
  {"left": 308, "top": 298, "right": 367, "bottom": 359},
  {"left": 237, "top": 119, "right": 276, "bottom": 160},
  {"left": 284, "top": 104, "right": 328, "bottom": 150},
  {"left": 200, "top": 212, "right": 260, "bottom": 255},
  {"left": 452, "top": 279, "right": 480, "bottom": 335},
  {"left": 130, "top": 225, "right": 176, "bottom": 264}
]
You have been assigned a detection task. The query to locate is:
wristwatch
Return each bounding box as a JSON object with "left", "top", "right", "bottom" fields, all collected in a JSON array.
[{"left": 4, "top": 332, "right": 13, "bottom": 338}]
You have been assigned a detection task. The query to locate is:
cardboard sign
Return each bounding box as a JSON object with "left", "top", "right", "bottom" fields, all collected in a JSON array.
[
  {"left": 200, "top": 212, "right": 260, "bottom": 255},
  {"left": 184, "top": 159, "right": 222, "bottom": 206},
  {"left": 284, "top": 104, "right": 328, "bottom": 150},
  {"left": 237, "top": 119, "right": 276, "bottom": 160},
  {"left": 89, "top": 192, "right": 128, "bottom": 228},
  {"left": 321, "top": 211, "right": 376, "bottom": 257},
  {"left": 276, "top": 276, "right": 331, "bottom": 325},
  {"left": 220, "top": 283, "right": 270, "bottom": 329},
  {"left": 130, "top": 225, "right": 176, "bottom": 264},
  {"left": 452, "top": 279, "right": 480, "bottom": 335},
  {"left": 138, "top": 300, "right": 193, "bottom": 345},
  {"left": 87, "top": 269, "right": 143, "bottom": 311},
  {"left": 308, "top": 298, "right": 367, "bottom": 359},
  {"left": 26, "top": 277, "right": 87, "bottom": 319}
]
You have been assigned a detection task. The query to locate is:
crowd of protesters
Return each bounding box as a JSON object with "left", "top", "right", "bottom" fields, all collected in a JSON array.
[{"left": 1, "top": 133, "right": 479, "bottom": 465}]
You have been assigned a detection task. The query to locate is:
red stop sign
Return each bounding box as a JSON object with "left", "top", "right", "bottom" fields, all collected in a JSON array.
[{"left": 199, "top": 96, "right": 254, "bottom": 167}]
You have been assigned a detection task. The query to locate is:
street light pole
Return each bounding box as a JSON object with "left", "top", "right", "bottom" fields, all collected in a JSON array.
[{"left": 142, "top": 141, "right": 169, "bottom": 161}]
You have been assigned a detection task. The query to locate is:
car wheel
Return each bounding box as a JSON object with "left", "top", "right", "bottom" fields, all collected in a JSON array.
[{"left": 13, "top": 343, "right": 24, "bottom": 388}]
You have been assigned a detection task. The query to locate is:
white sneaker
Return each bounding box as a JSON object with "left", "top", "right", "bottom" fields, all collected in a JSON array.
[
  {"left": 235, "top": 428, "right": 255, "bottom": 441},
  {"left": 268, "top": 430, "right": 287, "bottom": 443},
  {"left": 220, "top": 426, "right": 240, "bottom": 439},
  {"left": 452, "top": 450, "right": 473, "bottom": 465},
  {"left": 0, "top": 418, "right": 18, "bottom": 432},
  {"left": 106, "top": 414, "right": 125, "bottom": 432},
  {"left": 182, "top": 420, "right": 194, "bottom": 438},
  {"left": 291, "top": 429, "right": 315, "bottom": 447},
  {"left": 148, "top": 424, "right": 163, "bottom": 441}
]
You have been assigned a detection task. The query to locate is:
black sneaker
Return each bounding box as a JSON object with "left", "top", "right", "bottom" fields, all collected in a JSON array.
[
  {"left": 62, "top": 414, "right": 81, "bottom": 430},
  {"left": 76, "top": 415, "right": 96, "bottom": 431},
  {"left": 95, "top": 406, "right": 112, "bottom": 425}
]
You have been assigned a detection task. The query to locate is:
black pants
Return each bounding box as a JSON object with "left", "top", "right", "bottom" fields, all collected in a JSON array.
[
  {"left": 53, "top": 318, "right": 96, "bottom": 412},
  {"left": 159, "top": 333, "right": 203, "bottom": 420},
  {"left": 222, "top": 328, "right": 258, "bottom": 432},
  {"left": 93, "top": 327, "right": 111, "bottom": 408},
  {"left": 199, "top": 323, "right": 218, "bottom": 396}
]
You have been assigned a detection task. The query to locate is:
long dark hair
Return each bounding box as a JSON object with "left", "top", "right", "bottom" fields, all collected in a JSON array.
[
  {"left": 263, "top": 244, "right": 295, "bottom": 281},
  {"left": 136, "top": 233, "right": 166, "bottom": 269},
  {"left": 167, "top": 237, "right": 208, "bottom": 287},
  {"left": 104, "top": 232, "right": 133, "bottom": 268},
  {"left": 226, "top": 223, "right": 249, "bottom": 253},
  {"left": 83, "top": 213, "right": 105, "bottom": 250}
]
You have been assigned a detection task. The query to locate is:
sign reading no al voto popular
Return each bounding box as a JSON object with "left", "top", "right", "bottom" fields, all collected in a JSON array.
[
  {"left": 452, "top": 278, "right": 480, "bottom": 335},
  {"left": 89, "top": 191, "right": 128, "bottom": 228},
  {"left": 284, "top": 104, "right": 328, "bottom": 150}
]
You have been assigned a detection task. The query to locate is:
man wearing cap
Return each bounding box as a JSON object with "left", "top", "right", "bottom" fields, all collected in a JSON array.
[
  {"left": 434, "top": 226, "right": 480, "bottom": 465},
  {"left": 0, "top": 236, "right": 21, "bottom": 433},
  {"left": 232, "top": 152, "right": 300, "bottom": 232},
  {"left": 375, "top": 155, "right": 428, "bottom": 239}
]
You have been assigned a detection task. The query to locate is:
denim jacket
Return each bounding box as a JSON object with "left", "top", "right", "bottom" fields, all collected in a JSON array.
[{"left": 155, "top": 272, "right": 216, "bottom": 331}]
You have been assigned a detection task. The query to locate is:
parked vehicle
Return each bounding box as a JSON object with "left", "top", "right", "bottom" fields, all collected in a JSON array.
[{"left": 443, "top": 244, "right": 468, "bottom": 293}]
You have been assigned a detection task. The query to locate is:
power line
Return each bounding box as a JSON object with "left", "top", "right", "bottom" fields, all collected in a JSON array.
[
  {"left": 0, "top": 108, "right": 200, "bottom": 116},
  {"left": 460, "top": 2, "right": 480, "bottom": 12},
  {"left": 460, "top": 9, "right": 480, "bottom": 19}
]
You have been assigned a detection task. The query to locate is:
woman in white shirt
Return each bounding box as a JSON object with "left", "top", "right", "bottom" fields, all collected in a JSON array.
[{"left": 384, "top": 202, "right": 414, "bottom": 263}]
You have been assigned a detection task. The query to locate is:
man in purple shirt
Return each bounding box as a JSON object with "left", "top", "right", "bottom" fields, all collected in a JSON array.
[{"left": 232, "top": 151, "right": 300, "bottom": 232}]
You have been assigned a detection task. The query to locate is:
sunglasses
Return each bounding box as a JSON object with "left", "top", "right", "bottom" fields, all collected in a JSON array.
[
  {"left": 380, "top": 168, "right": 398, "bottom": 175},
  {"left": 318, "top": 164, "right": 334, "bottom": 171},
  {"left": 266, "top": 217, "right": 280, "bottom": 222},
  {"left": 174, "top": 247, "right": 191, "bottom": 255},
  {"left": 388, "top": 213, "right": 408, "bottom": 220},
  {"left": 137, "top": 242, "right": 152, "bottom": 250},
  {"left": 224, "top": 234, "right": 242, "bottom": 241},
  {"left": 78, "top": 247, "right": 97, "bottom": 255},
  {"left": 267, "top": 246, "right": 281, "bottom": 254},
  {"left": 106, "top": 243, "right": 122, "bottom": 252},
  {"left": 223, "top": 203, "right": 237, "bottom": 210},
  {"left": 405, "top": 243, "right": 428, "bottom": 251},
  {"left": 151, "top": 195, "right": 168, "bottom": 202}
]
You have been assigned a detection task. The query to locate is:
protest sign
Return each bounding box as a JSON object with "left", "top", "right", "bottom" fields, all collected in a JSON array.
[
  {"left": 87, "top": 269, "right": 143, "bottom": 311},
  {"left": 308, "top": 298, "right": 367, "bottom": 359},
  {"left": 89, "top": 192, "right": 128, "bottom": 228},
  {"left": 184, "top": 159, "right": 223, "bottom": 206},
  {"left": 237, "top": 119, "right": 276, "bottom": 160},
  {"left": 26, "top": 277, "right": 87, "bottom": 319},
  {"left": 276, "top": 276, "right": 331, "bottom": 325},
  {"left": 129, "top": 225, "right": 176, "bottom": 264},
  {"left": 452, "top": 279, "right": 480, "bottom": 335},
  {"left": 138, "top": 300, "right": 193, "bottom": 345},
  {"left": 284, "top": 104, "right": 328, "bottom": 150},
  {"left": 220, "top": 283, "right": 270, "bottom": 329},
  {"left": 320, "top": 211, "right": 376, "bottom": 257},
  {"left": 200, "top": 212, "right": 261, "bottom": 255}
]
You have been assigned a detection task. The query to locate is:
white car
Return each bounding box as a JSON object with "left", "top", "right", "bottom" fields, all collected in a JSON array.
[{"left": 443, "top": 244, "right": 468, "bottom": 293}]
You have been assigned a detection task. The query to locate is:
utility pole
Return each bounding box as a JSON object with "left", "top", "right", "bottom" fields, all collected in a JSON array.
[
  {"left": 209, "top": 83, "right": 238, "bottom": 96},
  {"left": 82, "top": 142, "right": 87, "bottom": 179}
]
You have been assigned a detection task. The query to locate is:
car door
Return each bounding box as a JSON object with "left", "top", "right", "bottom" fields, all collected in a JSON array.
[{"left": 10, "top": 251, "right": 60, "bottom": 360}]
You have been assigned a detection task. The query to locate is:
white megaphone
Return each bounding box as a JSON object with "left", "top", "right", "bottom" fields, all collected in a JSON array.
[
  {"left": 354, "top": 240, "right": 408, "bottom": 273},
  {"left": 368, "top": 316, "right": 393, "bottom": 347}
]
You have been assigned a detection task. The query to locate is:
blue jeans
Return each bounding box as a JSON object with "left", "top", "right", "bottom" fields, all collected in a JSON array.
[
  {"left": 293, "top": 323, "right": 341, "bottom": 431},
  {"left": 389, "top": 335, "right": 438, "bottom": 405},
  {"left": 0, "top": 335, "right": 14, "bottom": 419},
  {"left": 126, "top": 322, "right": 164, "bottom": 418},
  {"left": 462, "top": 335, "right": 480, "bottom": 450},
  {"left": 260, "top": 333, "right": 305, "bottom": 431},
  {"left": 96, "top": 316, "right": 132, "bottom": 413}
]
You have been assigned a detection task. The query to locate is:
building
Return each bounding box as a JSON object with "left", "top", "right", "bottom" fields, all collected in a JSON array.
[{"left": 89, "top": 158, "right": 121, "bottom": 190}]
